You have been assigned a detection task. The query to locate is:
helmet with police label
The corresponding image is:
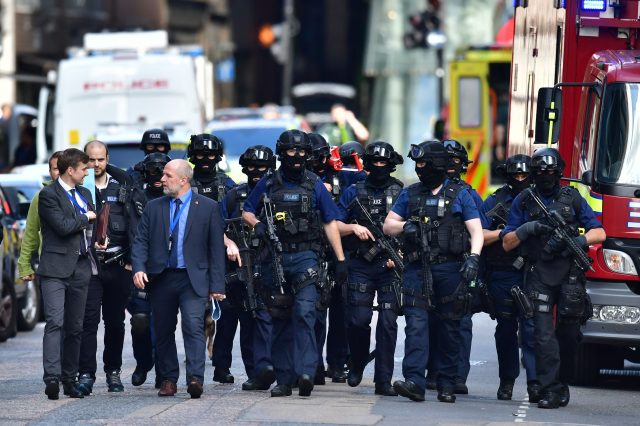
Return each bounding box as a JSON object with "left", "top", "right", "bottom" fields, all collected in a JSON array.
[
  {"left": 187, "top": 133, "right": 224, "bottom": 161},
  {"left": 140, "top": 128, "right": 171, "bottom": 153},
  {"left": 275, "top": 129, "right": 312, "bottom": 157},
  {"left": 363, "top": 140, "right": 403, "bottom": 169},
  {"left": 530, "top": 147, "right": 564, "bottom": 174},
  {"left": 239, "top": 145, "right": 276, "bottom": 169}
]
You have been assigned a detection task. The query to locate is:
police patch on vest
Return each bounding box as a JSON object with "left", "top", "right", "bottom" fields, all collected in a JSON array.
[
  {"left": 371, "top": 198, "right": 383, "bottom": 205},
  {"left": 202, "top": 187, "right": 212, "bottom": 193},
  {"left": 107, "top": 196, "right": 118, "bottom": 203},
  {"left": 425, "top": 198, "right": 439, "bottom": 206},
  {"left": 283, "top": 193, "right": 301, "bottom": 202}
]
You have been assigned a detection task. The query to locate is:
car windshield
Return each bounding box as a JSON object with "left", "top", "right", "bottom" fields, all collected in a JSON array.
[
  {"left": 106, "top": 144, "right": 187, "bottom": 169},
  {"left": 1, "top": 183, "right": 40, "bottom": 201},
  {"left": 212, "top": 126, "right": 286, "bottom": 157},
  {"left": 596, "top": 82, "right": 640, "bottom": 186}
]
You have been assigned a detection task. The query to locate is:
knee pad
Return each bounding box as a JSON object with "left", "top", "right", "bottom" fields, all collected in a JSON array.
[{"left": 130, "top": 313, "right": 150, "bottom": 335}]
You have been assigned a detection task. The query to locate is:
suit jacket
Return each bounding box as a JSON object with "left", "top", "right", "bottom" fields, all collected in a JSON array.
[
  {"left": 131, "top": 191, "right": 226, "bottom": 297},
  {"left": 37, "top": 180, "right": 95, "bottom": 278}
]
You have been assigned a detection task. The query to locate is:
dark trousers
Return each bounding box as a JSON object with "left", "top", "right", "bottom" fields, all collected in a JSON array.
[
  {"left": 488, "top": 270, "right": 536, "bottom": 382},
  {"left": 457, "top": 314, "right": 473, "bottom": 382},
  {"left": 346, "top": 257, "right": 397, "bottom": 384},
  {"left": 127, "top": 290, "right": 156, "bottom": 372},
  {"left": 402, "top": 262, "right": 462, "bottom": 392},
  {"left": 211, "top": 300, "right": 255, "bottom": 378},
  {"left": 253, "top": 307, "right": 273, "bottom": 373},
  {"left": 315, "top": 283, "right": 349, "bottom": 372},
  {"left": 41, "top": 257, "right": 91, "bottom": 383},
  {"left": 266, "top": 251, "right": 319, "bottom": 386},
  {"left": 530, "top": 272, "right": 582, "bottom": 392},
  {"left": 150, "top": 269, "right": 208, "bottom": 385},
  {"left": 78, "top": 263, "right": 132, "bottom": 376}
]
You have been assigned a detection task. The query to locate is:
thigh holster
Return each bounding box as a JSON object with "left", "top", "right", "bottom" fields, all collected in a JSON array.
[{"left": 348, "top": 282, "right": 375, "bottom": 308}]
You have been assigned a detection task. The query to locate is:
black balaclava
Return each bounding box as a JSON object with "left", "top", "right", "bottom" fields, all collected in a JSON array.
[
  {"left": 281, "top": 152, "right": 307, "bottom": 182},
  {"left": 309, "top": 157, "right": 328, "bottom": 178},
  {"left": 144, "top": 170, "right": 164, "bottom": 197},
  {"left": 193, "top": 155, "right": 218, "bottom": 182},
  {"left": 446, "top": 156, "right": 464, "bottom": 180},
  {"left": 417, "top": 165, "right": 446, "bottom": 190},
  {"left": 535, "top": 172, "right": 560, "bottom": 196},
  {"left": 244, "top": 166, "right": 269, "bottom": 189},
  {"left": 508, "top": 174, "right": 531, "bottom": 195},
  {"left": 367, "top": 163, "right": 393, "bottom": 186}
]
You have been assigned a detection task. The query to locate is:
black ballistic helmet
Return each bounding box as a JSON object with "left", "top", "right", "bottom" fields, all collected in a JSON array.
[
  {"left": 363, "top": 141, "right": 403, "bottom": 168},
  {"left": 140, "top": 128, "right": 171, "bottom": 152},
  {"left": 530, "top": 147, "right": 564, "bottom": 174},
  {"left": 443, "top": 139, "right": 472, "bottom": 166},
  {"left": 339, "top": 141, "right": 365, "bottom": 164},
  {"left": 239, "top": 145, "right": 276, "bottom": 169},
  {"left": 188, "top": 133, "right": 224, "bottom": 161},
  {"left": 142, "top": 152, "right": 171, "bottom": 176},
  {"left": 308, "top": 133, "right": 331, "bottom": 161},
  {"left": 408, "top": 140, "right": 449, "bottom": 169},
  {"left": 504, "top": 154, "right": 531, "bottom": 175},
  {"left": 275, "top": 129, "right": 312, "bottom": 156}
]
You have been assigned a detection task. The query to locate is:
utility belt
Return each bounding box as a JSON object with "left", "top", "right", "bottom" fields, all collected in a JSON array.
[
  {"left": 281, "top": 241, "right": 324, "bottom": 253},
  {"left": 96, "top": 247, "right": 128, "bottom": 266},
  {"left": 486, "top": 256, "right": 526, "bottom": 274},
  {"left": 406, "top": 252, "right": 462, "bottom": 265}
]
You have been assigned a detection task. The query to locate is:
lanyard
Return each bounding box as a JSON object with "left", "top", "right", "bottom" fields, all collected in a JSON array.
[
  {"left": 169, "top": 192, "right": 192, "bottom": 236},
  {"left": 66, "top": 189, "right": 88, "bottom": 214}
]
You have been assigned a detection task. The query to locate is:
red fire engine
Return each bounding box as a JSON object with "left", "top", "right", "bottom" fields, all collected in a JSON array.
[{"left": 508, "top": 0, "right": 640, "bottom": 384}]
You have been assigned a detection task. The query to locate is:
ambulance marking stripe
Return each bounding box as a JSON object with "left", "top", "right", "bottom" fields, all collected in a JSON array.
[
  {"left": 630, "top": 212, "right": 640, "bottom": 218},
  {"left": 629, "top": 202, "right": 640, "bottom": 208},
  {"left": 628, "top": 222, "right": 640, "bottom": 228}
]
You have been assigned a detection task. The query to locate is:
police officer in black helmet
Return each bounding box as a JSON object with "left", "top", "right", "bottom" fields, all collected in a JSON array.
[
  {"left": 336, "top": 141, "right": 404, "bottom": 396},
  {"left": 242, "top": 129, "right": 348, "bottom": 398},
  {"left": 126, "top": 152, "right": 171, "bottom": 389},
  {"left": 188, "top": 133, "right": 235, "bottom": 202},
  {"left": 216, "top": 145, "right": 277, "bottom": 392},
  {"left": 338, "top": 141, "right": 367, "bottom": 188},
  {"left": 129, "top": 129, "right": 172, "bottom": 189},
  {"left": 384, "top": 140, "right": 484, "bottom": 403},
  {"left": 480, "top": 154, "right": 538, "bottom": 401},
  {"left": 502, "top": 147, "right": 605, "bottom": 409}
]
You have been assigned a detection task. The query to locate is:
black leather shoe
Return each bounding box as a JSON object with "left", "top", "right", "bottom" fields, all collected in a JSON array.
[
  {"left": 131, "top": 367, "right": 148, "bottom": 386},
  {"left": 454, "top": 379, "right": 468, "bottom": 395},
  {"left": 62, "top": 381, "right": 84, "bottom": 399},
  {"left": 527, "top": 381, "right": 542, "bottom": 403},
  {"left": 375, "top": 382, "right": 398, "bottom": 396},
  {"left": 255, "top": 366, "right": 276, "bottom": 388},
  {"left": 347, "top": 369, "right": 363, "bottom": 387},
  {"left": 538, "top": 391, "right": 561, "bottom": 409},
  {"left": 270, "top": 384, "right": 292, "bottom": 397},
  {"left": 497, "top": 380, "right": 514, "bottom": 400},
  {"left": 106, "top": 370, "right": 124, "bottom": 392},
  {"left": 331, "top": 366, "right": 347, "bottom": 383},
  {"left": 314, "top": 366, "right": 326, "bottom": 385},
  {"left": 242, "top": 378, "right": 270, "bottom": 391},
  {"left": 187, "top": 379, "right": 203, "bottom": 399},
  {"left": 393, "top": 380, "right": 425, "bottom": 402},
  {"left": 425, "top": 372, "right": 438, "bottom": 390},
  {"left": 77, "top": 373, "right": 94, "bottom": 396},
  {"left": 155, "top": 377, "right": 162, "bottom": 389},
  {"left": 558, "top": 384, "right": 570, "bottom": 407},
  {"left": 298, "top": 374, "right": 314, "bottom": 397},
  {"left": 437, "top": 389, "right": 456, "bottom": 403},
  {"left": 213, "top": 369, "right": 235, "bottom": 384},
  {"left": 45, "top": 380, "right": 59, "bottom": 400}
]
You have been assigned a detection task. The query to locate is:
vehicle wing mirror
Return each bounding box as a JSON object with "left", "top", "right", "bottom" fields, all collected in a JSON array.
[
  {"left": 581, "top": 170, "right": 593, "bottom": 186},
  {"left": 535, "top": 87, "right": 562, "bottom": 145}
]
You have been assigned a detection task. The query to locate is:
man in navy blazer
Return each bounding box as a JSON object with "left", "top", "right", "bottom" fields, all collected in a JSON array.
[{"left": 132, "top": 159, "right": 226, "bottom": 398}]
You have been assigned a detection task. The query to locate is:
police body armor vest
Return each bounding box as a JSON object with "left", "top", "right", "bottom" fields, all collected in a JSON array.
[
  {"left": 521, "top": 186, "right": 582, "bottom": 286},
  {"left": 262, "top": 169, "right": 323, "bottom": 252},
  {"left": 225, "top": 183, "right": 250, "bottom": 219},
  {"left": 194, "top": 172, "right": 230, "bottom": 202},
  {"left": 345, "top": 179, "right": 403, "bottom": 259},
  {"left": 406, "top": 180, "right": 470, "bottom": 262},
  {"left": 483, "top": 185, "right": 521, "bottom": 270},
  {"left": 98, "top": 177, "right": 129, "bottom": 248}
]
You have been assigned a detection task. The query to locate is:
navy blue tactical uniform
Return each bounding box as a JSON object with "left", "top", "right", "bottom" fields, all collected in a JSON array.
[
  {"left": 503, "top": 185, "right": 601, "bottom": 405},
  {"left": 481, "top": 186, "right": 537, "bottom": 397},
  {"left": 244, "top": 169, "right": 341, "bottom": 391},
  {"left": 338, "top": 177, "right": 403, "bottom": 391},
  {"left": 393, "top": 179, "right": 479, "bottom": 398}
]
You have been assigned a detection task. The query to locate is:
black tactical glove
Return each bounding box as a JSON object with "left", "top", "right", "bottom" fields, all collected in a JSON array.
[
  {"left": 403, "top": 221, "right": 419, "bottom": 244},
  {"left": 460, "top": 253, "right": 481, "bottom": 283},
  {"left": 253, "top": 222, "right": 267, "bottom": 240},
  {"left": 515, "top": 220, "right": 552, "bottom": 241},
  {"left": 544, "top": 233, "right": 566, "bottom": 253},
  {"left": 574, "top": 235, "right": 588, "bottom": 249},
  {"left": 334, "top": 259, "right": 349, "bottom": 287}
]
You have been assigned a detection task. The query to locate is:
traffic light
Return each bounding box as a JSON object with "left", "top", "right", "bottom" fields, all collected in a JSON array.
[
  {"left": 258, "top": 23, "right": 288, "bottom": 64},
  {"left": 403, "top": 3, "right": 443, "bottom": 49}
]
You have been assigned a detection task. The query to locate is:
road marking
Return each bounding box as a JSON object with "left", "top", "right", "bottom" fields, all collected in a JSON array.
[{"left": 513, "top": 396, "right": 530, "bottom": 423}]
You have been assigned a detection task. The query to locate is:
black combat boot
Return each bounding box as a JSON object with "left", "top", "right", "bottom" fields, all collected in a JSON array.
[
  {"left": 497, "top": 380, "right": 514, "bottom": 400},
  {"left": 393, "top": 380, "right": 425, "bottom": 402}
]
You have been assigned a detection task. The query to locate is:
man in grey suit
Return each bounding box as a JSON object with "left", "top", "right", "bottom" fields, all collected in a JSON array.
[
  {"left": 132, "top": 159, "right": 226, "bottom": 398},
  {"left": 38, "top": 148, "right": 97, "bottom": 400}
]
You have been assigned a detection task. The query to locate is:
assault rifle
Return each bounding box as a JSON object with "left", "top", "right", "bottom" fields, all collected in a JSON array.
[
  {"left": 524, "top": 188, "right": 594, "bottom": 272},
  {"left": 350, "top": 197, "right": 404, "bottom": 314},
  {"left": 262, "top": 197, "right": 286, "bottom": 292},
  {"left": 485, "top": 201, "right": 509, "bottom": 228},
  {"left": 225, "top": 218, "right": 258, "bottom": 318},
  {"left": 411, "top": 208, "right": 434, "bottom": 310}
]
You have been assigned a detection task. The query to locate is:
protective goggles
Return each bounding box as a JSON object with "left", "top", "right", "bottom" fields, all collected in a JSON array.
[
  {"left": 409, "top": 144, "right": 425, "bottom": 159},
  {"left": 442, "top": 139, "right": 464, "bottom": 152},
  {"left": 365, "top": 144, "right": 393, "bottom": 160},
  {"left": 191, "top": 138, "right": 221, "bottom": 152},
  {"left": 531, "top": 155, "right": 560, "bottom": 170},
  {"left": 244, "top": 148, "right": 271, "bottom": 162},
  {"left": 144, "top": 163, "right": 166, "bottom": 175},
  {"left": 505, "top": 161, "right": 530, "bottom": 174},
  {"left": 312, "top": 145, "right": 331, "bottom": 158}
]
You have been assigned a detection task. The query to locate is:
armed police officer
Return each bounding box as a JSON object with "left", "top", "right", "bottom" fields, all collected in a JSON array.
[
  {"left": 383, "top": 141, "right": 483, "bottom": 403},
  {"left": 218, "top": 145, "right": 277, "bottom": 391},
  {"left": 338, "top": 141, "right": 367, "bottom": 188},
  {"left": 307, "top": 133, "right": 349, "bottom": 384},
  {"left": 77, "top": 140, "right": 133, "bottom": 395},
  {"left": 336, "top": 141, "right": 404, "bottom": 396},
  {"left": 127, "top": 152, "right": 172, "bottom": 388},
  {"left": 502, "top": 148, "right": 605, "bottom": 409},
  {"left": 130, "top": 129, "right": 172, "bottom": 188},
  {"left": 242, "top": 130, "right": 348, "bottom": 398},
  {"left": 480, "top": 154, "right": 538, "bottom": 401}
]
